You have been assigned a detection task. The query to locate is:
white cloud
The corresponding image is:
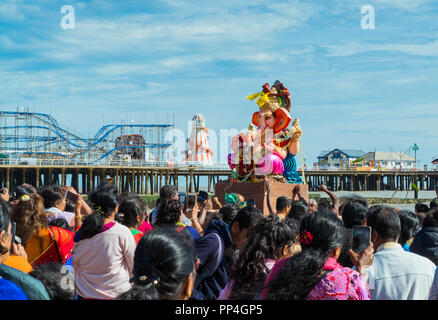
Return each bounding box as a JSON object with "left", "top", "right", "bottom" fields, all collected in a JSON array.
[
  {"left": 386, "top": 76, "right": 427, "bottom": 85},
  {"left": 0, "top": 35, "right": 15, "bottom": 49},
  {"left": 373, "top": 0, "right": 432, "bottom": 11},
  {"left": 0, "top": 2, "right": 38, "bottom": 21},
  {"left": 324, "top": 40, "right": 438, "bottom": 57}
]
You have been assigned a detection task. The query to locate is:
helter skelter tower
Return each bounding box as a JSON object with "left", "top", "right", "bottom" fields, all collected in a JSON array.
[{"left": 185, "top": 114, "right": 213, "bottom": 164}]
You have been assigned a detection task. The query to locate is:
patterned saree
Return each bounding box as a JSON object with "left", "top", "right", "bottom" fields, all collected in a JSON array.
[{"left": 25, "top": 226, "right": 74, "bottom": 268}]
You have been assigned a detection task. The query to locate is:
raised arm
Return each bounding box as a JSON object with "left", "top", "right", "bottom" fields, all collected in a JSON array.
[
  {"left": 65, "top": 186, "right": 92, "bottom": 216},
  {"left": 212, "top": 196, "right": 222, "bottom": 209},
  {"left": 320, "top": 184, "right": 340, "bottom": 217},
  {"left": 293, "top": 185, "right": 308, "bottom": 206},
  {"left": 265, "top": 177, "right": 275, "bottom": 215},
  {"left": 185, "top": 203, "right": 204, "bottom": 236},
  {"left": 198, "top": 199, "right": 212, "bottom": 227},
  {"left": 72, "top": 195, "right": 83, "bottom": 231}
]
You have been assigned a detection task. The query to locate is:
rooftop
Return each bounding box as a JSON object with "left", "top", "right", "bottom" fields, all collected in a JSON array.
[
  {"left": 364, "top": 151, "right": 415, "bottom": 161},
  {"left": 318, "top": 149, "right": 366, "bottom": 158}
]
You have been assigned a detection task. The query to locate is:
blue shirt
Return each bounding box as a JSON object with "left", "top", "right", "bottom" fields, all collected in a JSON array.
[{"left": 0, "top": 278, "right": 28, "bottom": 300}]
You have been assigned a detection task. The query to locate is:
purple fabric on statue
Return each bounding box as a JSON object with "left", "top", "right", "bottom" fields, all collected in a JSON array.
[
  {"left": 228, "top": 153, "right": 237, "bottom": 169},
  {"left": 228, "top": 152, "right": 284, "bottom": 176},
  {"left": 255, "top": 154, "right": 284, "bottom": 175}
]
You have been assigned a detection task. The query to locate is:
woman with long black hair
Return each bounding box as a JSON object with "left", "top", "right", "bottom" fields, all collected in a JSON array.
[
  {"left": 118, "top": 228, "right": 197, "bottom": 300},
  {"left": 219, "top": 215, "right": 298, "bottom": 300}
]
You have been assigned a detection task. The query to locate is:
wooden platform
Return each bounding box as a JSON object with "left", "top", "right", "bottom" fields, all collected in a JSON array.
[{"left": 214, "top": 180, "right": 309, "bottom": 216}]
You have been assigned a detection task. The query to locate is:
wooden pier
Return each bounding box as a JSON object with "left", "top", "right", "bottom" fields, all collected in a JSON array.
[
  {"left": 0, "top": 165, "right": 437, "bottom": 194},
  {"left": 305, "top": 170, "right": 438, "bottom": 192},
  {"left": 0, "top": 165, "right": 230, "bottom": 194}
]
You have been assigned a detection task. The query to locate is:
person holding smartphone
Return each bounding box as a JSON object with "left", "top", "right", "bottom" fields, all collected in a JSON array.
[
  {"left": 0, "top": 200, "right": 50, "bottom": 300},
  {"left": 39, "top": 186, "right": 75, "bottom": 229},
  {"left": 264, "top": 209, "right": 372, "bottom": 300},
  {"left": 355, "top": 205, "right": 436, "bottom": 300},
  {"left": 2, "top": 221, "right": 33, "bottom": 274}
]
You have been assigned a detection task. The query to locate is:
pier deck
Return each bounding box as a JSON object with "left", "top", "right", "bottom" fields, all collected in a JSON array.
[{"left": 1, "top": 164, "right": 437, "bottom": 194}]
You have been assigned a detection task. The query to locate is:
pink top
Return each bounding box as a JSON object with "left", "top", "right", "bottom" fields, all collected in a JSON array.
[
  {"left": 261, "top": 257, "right": 370, "bottom": 300},
  {"left": 137, "top": 220, "right": 153, "bottom": 234},
  {"left": 308, "top": 258, "right": 370, "bottom": 300},
  {"left": 72, "top": 222, "right": 136, "bottom": 300}
]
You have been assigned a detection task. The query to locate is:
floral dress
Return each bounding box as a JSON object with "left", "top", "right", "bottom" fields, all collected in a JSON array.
[{"left": 308, "top": 258, "right": 370, "bottom": 300}]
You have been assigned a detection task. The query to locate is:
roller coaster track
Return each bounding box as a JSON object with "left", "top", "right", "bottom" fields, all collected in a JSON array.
[
  {"left": 90, "top": 144, "right": 172, "bottom": 164},
  {"left": 1, "top": 111, "right": 92, "bottom": 148},
  {"left": 82, "top": 124, "right": 173, "bottom": 157},
  {"left": 0, "top": 111, "right": 174, "bottom": 162}
]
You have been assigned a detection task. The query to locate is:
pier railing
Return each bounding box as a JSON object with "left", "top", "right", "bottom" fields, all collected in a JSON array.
[
  {"left": 0, "top": 158, "right": 231, "bottom": 170},
  {"left": 1, "top": 160, "right": 437, "bottom": 194},
  {"left": 1, "top": 158, "right": 437, "bottom": 172}
]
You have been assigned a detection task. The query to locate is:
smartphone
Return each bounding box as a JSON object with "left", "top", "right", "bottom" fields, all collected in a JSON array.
[
  {"left": 352, "top": 225, "right": 372, "bottom": 253},
  {"left": 198, "top": 191, "right": 208, "bottom": 203},
  {"left": 248, "top": 199, "right": 255, "bottom": 207},
  {"left": 65, "top": 190, "right": 79, "bottom": 204},
  {"left": 10, "top": 222, "right": 16, "bottom": 253},
  {"left": 187, "top": 193, "right": 197, "bottom": 207},
  {"left": 179, "top": 192, "right": 187, "bottom": 209}
]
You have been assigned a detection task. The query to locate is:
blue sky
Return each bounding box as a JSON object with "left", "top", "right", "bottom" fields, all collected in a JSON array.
[{"left": 1, "top": 0, "right": 437, "bottom": 166}]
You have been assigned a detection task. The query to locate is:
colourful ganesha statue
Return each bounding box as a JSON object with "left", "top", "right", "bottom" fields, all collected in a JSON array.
[{"left": 228, "top": 81, "right": 303, "bottom": 183}]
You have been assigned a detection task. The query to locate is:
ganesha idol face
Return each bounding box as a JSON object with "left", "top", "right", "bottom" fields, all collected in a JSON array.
[
  {"left": 258, "top": 111, "right": 276, "bottom": 130},
  {"left": 252, "top": 107, "right": 291, "bottom": 134}
]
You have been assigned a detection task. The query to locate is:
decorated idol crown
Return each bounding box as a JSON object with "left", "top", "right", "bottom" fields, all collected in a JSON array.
[{"left": 247, "top": 80, "right": 292, "bottom": 133}]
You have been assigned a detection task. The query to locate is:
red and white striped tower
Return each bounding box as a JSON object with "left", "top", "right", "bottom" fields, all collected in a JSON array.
[{"left": 185, "top": 114, "right": 213, "bottom": 164}]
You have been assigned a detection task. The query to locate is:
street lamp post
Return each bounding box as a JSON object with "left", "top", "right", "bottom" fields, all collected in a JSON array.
[{"left": 412, "top": 143, "right": 419, "bottom": 168}]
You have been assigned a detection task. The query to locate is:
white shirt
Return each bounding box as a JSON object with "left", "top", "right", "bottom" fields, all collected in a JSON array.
[
  {"left": 45, "top": 207, "right": 74, "bottom": 224},
  {"left": 366, "top": 242, "right": 436, "bottom": 300},
  {"left": 430, "top": 267, "right": 438, "bottom": 300},
  {"left": 72, "top": 222, "right": 136, "bottom": 299}
]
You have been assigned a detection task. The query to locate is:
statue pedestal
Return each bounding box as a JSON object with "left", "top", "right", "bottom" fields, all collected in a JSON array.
[{"left": 214, "top": 180, "right": 309, "bottom": 216}]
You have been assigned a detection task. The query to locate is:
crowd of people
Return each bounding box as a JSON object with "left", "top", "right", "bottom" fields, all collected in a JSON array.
[{"left": 0, "top": 180, "right": 437, "bottom": 300}]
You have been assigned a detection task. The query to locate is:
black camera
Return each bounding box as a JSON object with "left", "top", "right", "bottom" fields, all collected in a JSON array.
[{"left": 198, "top": 191, "right": 209, "bottom": 203}]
